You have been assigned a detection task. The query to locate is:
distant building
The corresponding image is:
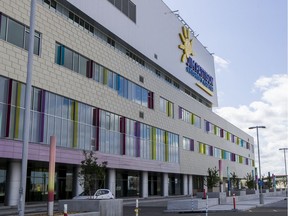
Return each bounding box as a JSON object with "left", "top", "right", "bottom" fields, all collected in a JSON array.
[{"left": 0, "top": 0, "right": 255, "bottom": 205}]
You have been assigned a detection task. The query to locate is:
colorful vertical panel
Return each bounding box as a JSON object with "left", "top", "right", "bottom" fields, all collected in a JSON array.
[
  {"left": 86, "top": 60, "right": 93, "bottom": 78},
  {"left": 93, "top": 108, "right": 99, "bottom": 151},
  {"left": 14, "top": 83, "right": 22, "bottom": 139},
  {"left": 135, "top": 121, "right": 141, "bottom": 157},
  {"left": 48, "top": 136, "right": 56, "bottom": 202},
  {"left": 72, "top": 101, "right": 78, "bottom": 148},
  {"left": 120, "top": 116, "right": 126, "bottom": 155},
  {"left": 205, "top": 121, "right": 210, "bottom": 132},
  {"left": 164, "top": 131, "right": 169, "bottom": 162},
  {"left": 5, "top": 79, "right": 13, "bottom": 137},
  {"left": 178, "top": 107, "right": 182, "bottom": 119},
  {"left": 190, "top": 139, "right": 194, "bottom": 151},
  {"left": 152, "top": 127, "right": 156, "bottom": 160},
  {"left": 103, "top": 68, "right": 108, "bottom": 85},
  {"left": 39, "top": 90, "right": 45, "bottom": 142}
]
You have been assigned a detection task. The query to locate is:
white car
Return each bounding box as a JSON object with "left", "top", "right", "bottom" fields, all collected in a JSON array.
[{"left": 73, "top": 189, "right": 114, "bottom": 200}]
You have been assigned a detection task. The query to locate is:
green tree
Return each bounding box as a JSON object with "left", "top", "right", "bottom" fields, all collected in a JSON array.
[
  {"left": 206, "top": 167, "right": 220, "bottom": 189},
  {"left": 78, "top": 150, "right": 108, "bottom": 197},
  {"left": 230, "top": 172, "right": 238, "bottom": 189},
  {"left": 244, "top": 173, "right": 255, "bottom": 189}
]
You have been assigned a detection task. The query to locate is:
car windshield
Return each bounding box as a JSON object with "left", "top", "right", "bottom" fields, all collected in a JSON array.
[{"left": 79, "top": 190, "right": 97, "bottom": 196}]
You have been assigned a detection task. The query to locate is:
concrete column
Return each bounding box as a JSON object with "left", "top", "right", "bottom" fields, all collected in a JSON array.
[
  {"left": 73, "top": 166, "right": 82, "bottom": 196},
  {"left": 188, "top": 175, "right": 193, "bottom": 196},
  {"left": 163, "top": 173, "right": 169, "bottom": 197},
  {"left": 203, "top": 176, "right": 208, "bottom": 193},
  {"left": 108, "top": 169, "right": 116, "bottom": 197},
  {"left": 182, "top": 174, "right": 188, "bottom": 195},
  {"left": 6, "top": 160, "right": 21, "bottom": 206},
  {"left": 141, "top": 171, "right": 148, "bottom": 198}
]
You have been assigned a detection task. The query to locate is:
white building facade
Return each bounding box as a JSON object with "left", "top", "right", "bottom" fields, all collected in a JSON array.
[{"left": 0, "top": 0, "right": 255, "bottom": 205}]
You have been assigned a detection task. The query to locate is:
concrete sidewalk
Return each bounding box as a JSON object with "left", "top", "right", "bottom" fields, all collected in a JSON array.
[{"left": 204, "top": 195, "right": 286, "bottom": 212}]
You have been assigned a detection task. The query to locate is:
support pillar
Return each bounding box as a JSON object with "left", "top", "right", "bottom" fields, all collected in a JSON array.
[
  {"left": 163, "top": 173, "right": 169, "bottom": 197},
  {"left": 141, "top": 171, "right": 148, "bottom": 198},
  {"left": 183, "top": 174, "right": 188, "bottom": 195},
  {"left": 188, "top": 175, "right": 193, "bottom": 196},
  {"left": 72, "top": 166, "right": 82, "bottom": 197},
  {"left": 108, "top": 169, "right": 116, "bottom": 197},
  {"left": 6, "top": 160, "right": 21, "bottom": 206}
]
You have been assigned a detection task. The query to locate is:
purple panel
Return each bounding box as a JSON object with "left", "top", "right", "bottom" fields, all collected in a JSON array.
[
  {"left": 94, "top": 108, "right": 100, "bottom": 151},
  {"left": 190, "top": 139, "right": 194, "bottom": 151},
  {"left": 220, "top": 129, "right": 224, "bottom": 138},
  {"left": 5, "top": 79, "right": 13, "bottom": 137},
  {"left": 179, "top": 107, "right": 182, "bottom": 119},
  {"left": 120, "top": 117, "right": 126, "bottom": 155},
  {"left": 39, "top": 90, "right": 46, "bottom": 142},
  {"left": 135, "top": 122, "right": 140, "bottom": 157},
  {"left": 210, "top": 146, "right": 213, "bottom": 156},
  {"left": 205, "top": 121, "right": 210, "bottom": 132},
  {"left": 86, "top": 60, "right": 93, "bottom": 78}
]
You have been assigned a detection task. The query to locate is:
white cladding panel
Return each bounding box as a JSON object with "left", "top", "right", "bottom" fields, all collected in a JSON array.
[{"left": 67, "top": 0, "right": 218, "bottom": 106}]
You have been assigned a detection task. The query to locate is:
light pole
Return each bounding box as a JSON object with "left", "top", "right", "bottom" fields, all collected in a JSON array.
[
  {"left": 279, "top": 148, "right": 288, "bottom": 197},
  {"left": 249, "top": 126, "right": 266, "bottom": 204}
]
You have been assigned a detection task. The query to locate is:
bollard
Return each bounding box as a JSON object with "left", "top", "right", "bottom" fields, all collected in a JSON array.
[
  {"left": 203, "top": 188, "right": 206, "bottom": 199},
  {"left": 64, "top": 204, "right": 68, "bottom": 216},
  {"left": 233, "top": 194, "right": 236, "bottom": 210},
  {"left": 205, "top": 195, "right": 208, "bottom": 216},
  {"left": 134, "top": 199, "right": 139, "bottom": 216}
]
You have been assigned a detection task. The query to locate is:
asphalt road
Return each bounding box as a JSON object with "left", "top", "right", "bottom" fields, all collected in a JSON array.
[{"left": 123, "top": 199, "right": 287, "bottom": 216}]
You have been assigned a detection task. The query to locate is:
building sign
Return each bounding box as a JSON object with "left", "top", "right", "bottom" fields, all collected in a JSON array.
[{"left": 178, "top": 27, "right": 214, "bottom": 96}]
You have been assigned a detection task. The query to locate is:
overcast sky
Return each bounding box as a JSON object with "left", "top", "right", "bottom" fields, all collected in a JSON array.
[{"left": 163, "top": 0, "right": 288, "bottom": 176}]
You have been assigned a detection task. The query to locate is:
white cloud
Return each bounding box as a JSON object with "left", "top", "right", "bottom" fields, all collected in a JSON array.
[
  {"left": 213, "top": 55, "right": 230, "bottom": 73},
  {"left": 214, "top": 74, "right": 288, "bottom": 176}
]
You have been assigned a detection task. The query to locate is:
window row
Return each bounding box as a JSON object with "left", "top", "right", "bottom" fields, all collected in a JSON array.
[
  {"left": 204, "top": 120, "right": 254, "bottom": 153},
  {"left": 0, "top": 76, "right": 177, "bottom": 163},
  {"left": 0, "top": 13, "right": 41, "bottom": 55},
  {"left": 107, "top": 0, "right": 136, "bottom": 23},
  {"left": 198, "top": 142, "right": 254, "bottom": 167},
  {"left": 55, "top": 43, "right": 154, "bottom": 109},
  {"left": 179, "top": 107, "right": 201, "bottom": 128}
]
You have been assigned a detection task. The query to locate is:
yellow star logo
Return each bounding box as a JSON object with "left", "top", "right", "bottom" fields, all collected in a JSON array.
[{"left": 178, "top": 26, "right": 194, "bottom": 62}]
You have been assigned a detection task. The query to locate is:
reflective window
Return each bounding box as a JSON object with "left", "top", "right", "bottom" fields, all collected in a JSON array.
[{"left": 7, "top": 18, "right": 24, "bottom": 48}]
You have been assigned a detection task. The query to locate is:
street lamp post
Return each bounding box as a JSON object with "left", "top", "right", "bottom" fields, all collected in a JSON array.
[
  {"left": 279, "top": 148, "right": 288, "bottom": 197},
  {"left": 249, "top": 126, "right": 266, "bottom": 204}
]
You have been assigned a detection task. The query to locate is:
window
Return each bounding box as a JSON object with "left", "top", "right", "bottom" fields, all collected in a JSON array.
[
  {"left": 7, "top": 18, "right": 24, "bottom": 48},
  {"left": 0, "top": 14, "right": 41, "bottom": 55},
  {"left": 160, "top": 97, "right": 173, "bottom": 118},
  {"left": 183, "top": 137, "right": 193, "bottom": 151}
]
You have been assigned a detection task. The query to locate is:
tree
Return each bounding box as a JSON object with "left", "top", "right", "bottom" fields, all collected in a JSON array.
[
  {"left": 78, "top": 150, "right": 108, "bottom": 197},
  {"left": 230, "top": 172, "right": 238, "bottom": 189},
  {"left": 244, "top": 173, "right": 255, "bottom": 189},
  {"left": 206, "top": 167, "right": 220, "bottom": 190}
]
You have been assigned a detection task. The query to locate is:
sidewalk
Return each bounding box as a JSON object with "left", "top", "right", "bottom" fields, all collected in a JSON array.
[{"left": 205, "top": 195, "right": 286, "bottom": 212}]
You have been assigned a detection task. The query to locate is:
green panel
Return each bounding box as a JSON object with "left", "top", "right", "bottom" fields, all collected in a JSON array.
[
  {"left": 236, "top": 137, "right": 240, "bottom": 145},
  {"left": 73, "top": 101, "right": 78, "bottom": 148},
  {"left": 214, "top": 125, "right": 217, "bottom": 135},
  {"left": 191, "top": 114, "right": 194, "bottom": 125},
  {"left": 103, "top": 68, "right": 108, "bottom": 85},
  {"left": 152, "top": 127, "right": 156, "bottom": 160},
  {"left": 164, "top": 131, "right": 169, "bottom": 162},
  {"left": 226, "top": 132, "right": 230, "bottom": 140},
  {"left": 14, "top": 83, "right": 22, "bottom": 138}
]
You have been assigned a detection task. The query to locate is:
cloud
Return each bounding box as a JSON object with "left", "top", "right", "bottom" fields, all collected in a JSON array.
[
  {"left": 214, "top": 74, "right": 288, "bottom": 176},
  {"left": 213, "top": 55, "right": 230, "bottom": 73}
]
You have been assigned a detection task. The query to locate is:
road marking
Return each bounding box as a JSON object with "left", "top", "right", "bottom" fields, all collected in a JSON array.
[
  {"left": 249, "top": 210, "right": 252, "bottom": 212},
  {"left": 273, "top": 210, "right": 278, "bottom": 212}
]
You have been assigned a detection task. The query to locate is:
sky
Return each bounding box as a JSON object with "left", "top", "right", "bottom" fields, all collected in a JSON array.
[{"left": 162, "top": 0, "right": 288, "bottom": 177}]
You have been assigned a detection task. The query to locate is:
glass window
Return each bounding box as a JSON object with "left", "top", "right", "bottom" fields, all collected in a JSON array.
[
  {"left": 63, "top": 47, "right": 73, "bottom": 70},
  {"left": 79, "top": 55, "right": 88, "bottom": 76},
  {"left": 24, "top": 28, "right": 41, "bottom": 55},
  {"left": 0, "top": 77, "right": 8, "bottom": 103},
  {"left": 73, "top": 52, "right": 79, "bottom": 73},
  {"left": 0, "top": 14, "right": 7, "bottom": 40},
  {"left": 7, "top": 18, "right": 24, "bottom": 48}
]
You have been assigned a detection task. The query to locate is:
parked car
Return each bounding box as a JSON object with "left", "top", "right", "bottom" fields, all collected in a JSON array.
[{"left": 73, "top": 189, "right": 114, "bottom": 200}]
